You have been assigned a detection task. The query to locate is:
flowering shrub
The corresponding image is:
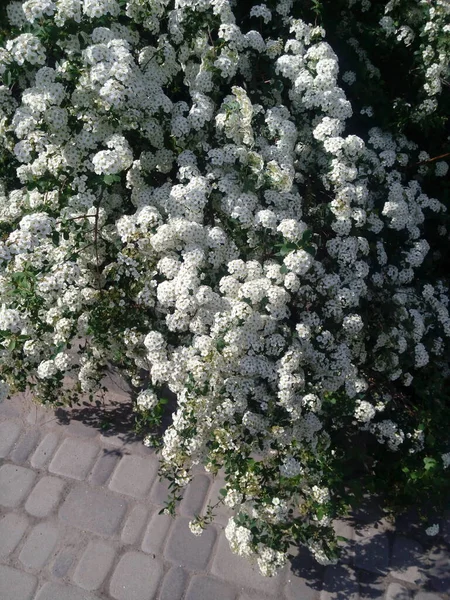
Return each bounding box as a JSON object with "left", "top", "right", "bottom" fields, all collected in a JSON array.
[{"left": 1, "top": 0, "right": 450, "bottom": 576}]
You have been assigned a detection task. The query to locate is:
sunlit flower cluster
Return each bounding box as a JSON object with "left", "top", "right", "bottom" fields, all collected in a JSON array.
[{"left": 0, "top": 0, "right": 449, "bottom": 576}]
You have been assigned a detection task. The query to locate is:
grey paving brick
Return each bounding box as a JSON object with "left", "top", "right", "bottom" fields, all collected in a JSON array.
[
  {"left": 159, "top": 566, "right": 189, "bottom": 600},
  {"left": 100, "top": 431, "right": 136, "bottom": 448},
  {"left": 109, "top": 454, "right": 158, "bottom": 499},
  {"left": 25, "top": 475, "right": 65, "bottom": 517},
  {"left": 211, "top": 533, "right": 281, "bottom": 594},
  {"left": 441, "top": 510, "right": 450, "bottom": 545},
  {"left": 354, "top": 526, "right": 389, "bottom": 574},
  {"left": 333, "top": 519, "right": 356, "bottom": 564},
  {"left": 49, "top": 438, "right": 99, "bottom": 480},
  {"left": 149, "top": 476, "right": 171, "bottom": 506},
  {"left": 185, "top": 575, "right": 237, "bottom": 600},
  {"left": 67, "top": 419, "right": 99, "bottom": 438},
  {"left": 351, "top": 498, "right": 384, "bottom": 524},
  {"left": 414, "top": 594, "right": 442, "bottom": 600},
  {"left": 0, "top": 464, "right": 36, "bottom": 507},
  {"left": 385, "top": 583, "right": 411, "bottom": 600},
  {"left": 59, "top": 485, "right": 127, "bottom": 535},
  {"left": 320, "top": 564, "right": 359, "bottom": 600},
  {"left": 0, "top": 420, "right": 22, "bottom": 457},
  {"left": 0, "top": 512, "right": 29, "bottom": 559},
  {"left": 427, "top": 546, "right": 450, "bottom": 594},
  {"left": 285, "top": 547, "right": 322, "bottom": 600},
  {"left": 9, "top": 428, "right": 41, "bottom": 464},
  {"left": 238, "top": 594, "right": 276, "bottom": 600},
  {"left": 26, "top": 404, "right": 48, "bottom": 426},
  {"left": 0, "top": 398, "right": 21, "bottom": 418},
  {"left": 358, "top": 570, "right": 387, "bottom": 599},
  {"left": 18, "top": 521, "right": 59, "bottom": 570},
  {"left": 35, "top": 582, "right": 100, "bottom": 600},
  {"left": 109, "top": 551, "right": 164, "bottom": 600},
  {"left": 122, "top": 504, "right": 149, "bottom": 545},
  {"left": 180, "top": 474, "right": 210, "bottom": 516},
  {"left": 30, "top": 431, "right": 60, "bottom": 469},
  {"left": 52, "top": 551, "right": 76, "bottom": 578},
  {"left": 142, "top": 512, "right": 173, "bottom": 555},
  {"left": 165, "top": 517, "right": 217, "bottom": 571},
  {"left": 89, "top": 449, "right": 122, "bottom": 486},
  {"left": 73, "top": 540, "right": 115, "bottom": 591},
  {"left": 0, "top": 565, "right": 37, "bottom": 600},
  {"left": 390, "top": 537, "right": 427, "bottom": 584}
]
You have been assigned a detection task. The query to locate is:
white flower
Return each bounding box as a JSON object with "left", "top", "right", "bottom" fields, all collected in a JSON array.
[
  {"left": 425, "top": 524, "right": 439, "bottom": 537},
  {"left": 189, "top": 520, "right": 204, "bottom": 536}
]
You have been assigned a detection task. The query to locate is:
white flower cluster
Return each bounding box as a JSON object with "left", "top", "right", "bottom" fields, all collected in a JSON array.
[
  {"left": 0, "top": 0, "right": 448, "bottom": 576},
  {"left": 136, "top": 389, "right": 159, "bottom": 411}
]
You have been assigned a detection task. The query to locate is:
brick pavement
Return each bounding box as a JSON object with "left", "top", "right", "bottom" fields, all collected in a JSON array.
[{"left": 0, "top": 388, "right": 449, "bottom": 600}]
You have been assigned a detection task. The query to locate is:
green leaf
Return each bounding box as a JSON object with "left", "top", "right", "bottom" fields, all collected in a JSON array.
[
  {"left": 7, "top": 338, "right": 16, "bottom": 351},
  {"left": 103, "top": 174, "right": 121, "bottom": 185},
  {"left": 423, "top": 457, "right": 437, "bottom": 471},
  {"left": 302, "top": 229, "right": 313, "bottom": 243},
  {"left": 219, "top": 488, "right": 227, "bottom": 497}
]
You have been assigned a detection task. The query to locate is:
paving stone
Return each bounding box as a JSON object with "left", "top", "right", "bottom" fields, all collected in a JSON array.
[
  {"left": 0, "top": 464, "right": 36, "bottom": 507},
  {"left": 89, "top": 449, "right": 122, "bottom": 485},
  {"left": 0, "top": 398, "right": 21, "bottom": 418},
  {"left": 0, "top": 512, "right": 29, "bottom": 559},
  {"left": 19, "top": 521, "right": 59, "bottom": 570},
  {"left": 52, "top": 551, "right": 76, "bottom": 578},
  {"left": 238, "top": 593, "right": 276, "bottom": 600},
  {"left": 285, "top": 547, "right": 323, "bottom": 600},
  {"left": 142, "top": 512, "right": 173, "bottom": 555},
  {"left": 354, "top": 525, "right": 390, "bottom": 574},
  {"left": 9, "top": 428, "right": 41, "bottom": 463},
  {"left": 109, "top": 551, "right": 164, "bottom": 600},
  {"left": 441, "top": 510, "right": 450, "bottom": 545},
  {"left": 180, "top": 474, "right": 210, "bottom": 516},
  {"left": 185, "top": 575, "right": 237, "bottom": 600},
  {"left": 414, "top": 594, "right": 442, "bottom": 600},
  {"left": 385, "top": 583, "right": 411, "bottom": 600},
  {"left": 35, "top": 582, "right": 100, "bottom": 600},
  {"left": 320, "top": 564, "right": 359, "bottom": 600},
  {"left": 149, "top": 476, "right": 172, "bottom": 506},
  {"left": 0, "top": 565, "right": 37, "bottom": 600},
  {"left": 333, "top": 519, "right": 356, "bottom": 565},
  {"left": 159, "top": 566, "right": 189, "bottom": 600},
  {"left": 358, "top": 570, "right": 387, "bottom": 599},
  {"left": 49, "top": 438, "right": 99, "bottom": 480},
  {"left": 122, "top": 504, "right": 149, "bottom": 545},
  {"left": 351, "top": 498, "right": 384, "bottom": 524},
  {"left": 73, "top": 540, "right": 115, "bottom": 591},
  {"left": 26, "top": 402, "right": 52, "bottom": 426},
  {"left": 427, "top": 546, "right": 450, "bottom": 594},
  {"left": 59, "top": 485, "right": 127, "bottom": 535},
  {"left": 100, "top": 431, "right": 137, "bottom": 448},
  {"left": 166, "top": 517, "right": 217, "bottom": 571},
  {"left": 67, "top": 419, "right": 99, "bottom": 438},
  {"left": 30, "top": 432, "right": 60, "bottom": 468},
  {"left": 0, "top": 420, "right": 22, "bottom": 457},
  {"left": 25, "top": 475, "right": 65, "bottom": 517},
  {"left": 211, "top": 533, "right": 282, "bottom": 594},
  {"left": 109, "top": 454, "right": 158, "bottom": 499},
  {"left": 390, "top": 536, "right": 427, "bottom": 585}
]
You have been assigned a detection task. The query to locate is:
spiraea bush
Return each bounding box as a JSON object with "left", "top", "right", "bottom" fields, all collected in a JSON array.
[{"left": 0, "top": 0, "right": 449, "bottom": 575}]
